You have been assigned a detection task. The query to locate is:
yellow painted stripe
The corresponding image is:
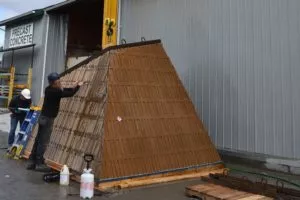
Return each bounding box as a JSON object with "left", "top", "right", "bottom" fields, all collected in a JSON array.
[{"left": 102, "top": 0, "right": 118, "bottom": 48}]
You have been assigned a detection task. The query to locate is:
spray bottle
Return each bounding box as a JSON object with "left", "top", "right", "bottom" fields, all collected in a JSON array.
[{"left": 80, "top": 154, "right": 94, "bottom": 199}]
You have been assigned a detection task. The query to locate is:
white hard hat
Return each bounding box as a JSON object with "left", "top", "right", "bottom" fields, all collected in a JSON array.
[{"left": 21, "top": 89, "right": 31, "bottom": 100}]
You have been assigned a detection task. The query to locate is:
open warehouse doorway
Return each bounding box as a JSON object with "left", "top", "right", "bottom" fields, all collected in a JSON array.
[
  {"left": 0, "top": 0, "right": 119, "bottom": 104},
  {"left": 47, "top": 0, "right": 105, "bottom": 69}
]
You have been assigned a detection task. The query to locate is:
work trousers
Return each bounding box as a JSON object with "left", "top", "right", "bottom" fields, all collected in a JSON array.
[
  {"left": 8, "top": 115, "right": 24, "bottom": 147},
  {"left": 29, "top": 115, "right": 54, "bottom": 165}
]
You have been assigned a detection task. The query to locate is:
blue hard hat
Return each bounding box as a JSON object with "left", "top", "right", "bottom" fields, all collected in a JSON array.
[{"left": 47, "top": 72, "right": 60, "bottom": 83}]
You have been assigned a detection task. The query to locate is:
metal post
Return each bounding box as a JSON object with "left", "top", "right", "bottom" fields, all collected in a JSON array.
[
  {"left": 41, "top": 14, "right": 50, "bottom": 97},
  {"left": 8, "top": 67, "right": 15, "bottom": 105},
  {"left": 11, "top": 50, "right": 14, "bottom": 66},
  {"left": 117, "top": 0, "right": 122, "bottom": 45},
  {"left": 1, "top": 51, "right": 4, "bottom": 68},
  {"left": 31, "top": 45, "right": 35, "bottom": 68},
  {"left": 27, "top": 67, "right": 32, "bottom": 89},
  {"left": 27, "top": 45, "right": 34, "bottom": 89}
]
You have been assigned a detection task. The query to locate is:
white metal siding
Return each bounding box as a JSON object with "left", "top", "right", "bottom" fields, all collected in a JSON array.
[
  {"left": 2, "top": 14, "right": 67, "bottom": 104},
  {"left": 120, "top": 0, "right": 300, "bottom": 159},
  {"left": 3, "top": 16, "right": 48, "bottom": 104}
]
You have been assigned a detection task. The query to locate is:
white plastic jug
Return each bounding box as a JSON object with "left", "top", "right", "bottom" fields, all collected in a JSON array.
[
  {"left": 60, "top": 165, "right": 70, "bottom": 186},
  {"left": 80, "top": 168, "right": 94, "bottom": 199}
]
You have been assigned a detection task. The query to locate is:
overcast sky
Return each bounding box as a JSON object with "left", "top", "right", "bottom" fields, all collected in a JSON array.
[{"left": 0, "top": 0, "right": 64, "bottom": 46}]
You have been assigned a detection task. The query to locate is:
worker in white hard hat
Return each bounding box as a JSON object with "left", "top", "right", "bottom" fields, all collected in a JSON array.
[{"left": 8, "top": 89, "right": 32, "bottom": 148}]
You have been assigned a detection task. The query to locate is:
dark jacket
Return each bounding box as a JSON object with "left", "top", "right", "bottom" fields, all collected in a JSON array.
[
  {"left": 41, "top": 85, "right": 80, "bottom": 118},
  {"left": 9, "top": 95, "right": 32, "bottom": 119}
]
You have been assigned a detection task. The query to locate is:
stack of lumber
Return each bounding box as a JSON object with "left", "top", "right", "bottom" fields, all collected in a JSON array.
[
  {"left": 201, "top": 172, "right": 300, "bottom": 199},
  {"left": 25, "top": 40, "right": 222, "bottom": 186},
  {"left": 186, "top": 183, "right": 273, "bottom": 200}
]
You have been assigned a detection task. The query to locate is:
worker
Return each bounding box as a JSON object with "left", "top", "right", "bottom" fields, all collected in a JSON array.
[
  {"left": 27, "top": 72, "right": 83, "bottom": 172},
  {"left": 8, "top": 89, "right": 31, "bottom": 149}
]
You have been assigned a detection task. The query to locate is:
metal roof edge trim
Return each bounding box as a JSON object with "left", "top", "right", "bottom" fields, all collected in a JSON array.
[
  {"left": 0, "top": 0, "right": 81, "bottom": 26},
  {"left": 0, "top": 44, "right": 36, "bottom": 53},
  {"left": 0, "top": 10, "right": 44, "bottom": 26},
  {"left": 44, "top": 0, "right": 78, "bottom": 12}
]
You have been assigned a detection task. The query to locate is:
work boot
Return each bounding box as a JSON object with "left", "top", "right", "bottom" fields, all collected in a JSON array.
[
  {"left": 26, "top": 162, "right": 36, "bottom": 170},
  {"left": 35, "top": 164, "right": 52, "bottom": 173},
  {"left": 6, "top": 146, "right": 13, "bottom": 154}
]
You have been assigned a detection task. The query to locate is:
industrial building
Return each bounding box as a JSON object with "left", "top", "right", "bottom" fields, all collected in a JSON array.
[
  {"left": 1, "top": 0, "right": 300, "bottom": 163},
  {"left": 0, "top": 0, "right": 113, "bottom": 104},
  {"left": 119, "top": 0, "right": 300, "bottom": 162}
]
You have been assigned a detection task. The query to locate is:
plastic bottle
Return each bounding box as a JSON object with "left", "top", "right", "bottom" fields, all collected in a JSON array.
[
  {"left": 60, "top": 165, "right": 70, "bottom": 186},
  {"left": 80, "top": 168, "right": 94, "bottom": 199},
  {"left": 80, "top": 154, "right": 94, "bottom": 199}
]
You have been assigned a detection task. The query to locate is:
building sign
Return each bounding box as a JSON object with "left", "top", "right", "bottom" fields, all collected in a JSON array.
[{"left": 9, "top": 23, "right": 34, "bottom": 48}]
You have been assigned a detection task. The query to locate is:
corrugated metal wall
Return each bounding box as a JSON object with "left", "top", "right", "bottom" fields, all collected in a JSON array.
[
  {"left": 3, "top": 16, "right": 48, "bottom": 104},
  {"left": 3, "top": 14, "right": 67, "bottom": 104},
  {"left": 44, "top": 14, "right": 68, "bottom": 92},
  {"left": 120, "top": 0, "right": 300, "bottom": 159}
]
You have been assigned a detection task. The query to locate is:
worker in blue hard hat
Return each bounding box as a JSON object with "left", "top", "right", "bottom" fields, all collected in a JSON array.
[
  {"left": 8, "top": 89, "right": 32, "bottom": 149},
  {"left": 27, "top": 72, "right": 83, "bottom": 172}
]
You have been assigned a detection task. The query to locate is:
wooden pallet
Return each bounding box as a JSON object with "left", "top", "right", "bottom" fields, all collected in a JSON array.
[
  {"left": 186, "top": 183, "right": 273, "bottom": 200},
  {"left": 97, "top": 165, "right": 224, "bottom": 191},
  {"left": 46, "top": 158, "right": 223, "bottom": 192}
]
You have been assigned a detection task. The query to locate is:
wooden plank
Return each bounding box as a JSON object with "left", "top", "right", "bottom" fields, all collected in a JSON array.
[
  {"left": 97, "top": 167, "right": 223, "bottom": 191},
  {"left": 186, "top": 189, "right": 216, "bottom": 200},
  {"left": 186, "top": 183, "right": 273, "bottom": 200},
  {"left": 207, "top": 189, "right": 248, "bottom": 199},
  {"left": 238, "top": 195, "right": 271, "bottom": 200},
  {"left": 188, "top": 183, "right": 218, "bottom": 192},
  {"left": 201, "top": 174, "right": 287, "bottom": 199},
  {"left": 188, "top": 185, "right": 246, "bottom": 199},
  {"left": 227, "top": 193, "right": 262, "bottom": 200}
]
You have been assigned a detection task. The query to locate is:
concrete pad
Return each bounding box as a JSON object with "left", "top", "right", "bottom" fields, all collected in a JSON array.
[
  {"left": 266, "top": 158, "right": 300, "bottom": 167},
  {"left": 290, "top": 167, "right": 300, "bottom": 175},
  {"left": 0, "top": 113, "right": 203, "bottom": 199},
  {"left": 220, "top": 148, "right": 300, "bottom": 175},
  {"left": 0, "top": 113, "right": 10, "bottom": 133},
  {"left": 265, "top": 158, "right": 300, "bottom": 175},
  {"left": 0, "top": 113, "right": 21, "bottom": 148},
  {"left": 0, "top": 115, "right": 9, "bottom": 148},
  {"left": 0, "top": 149, "right": 200, "bottom": 200},
  {"left": 264, "top": 163, "right": 290, "bottom": 174}
]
